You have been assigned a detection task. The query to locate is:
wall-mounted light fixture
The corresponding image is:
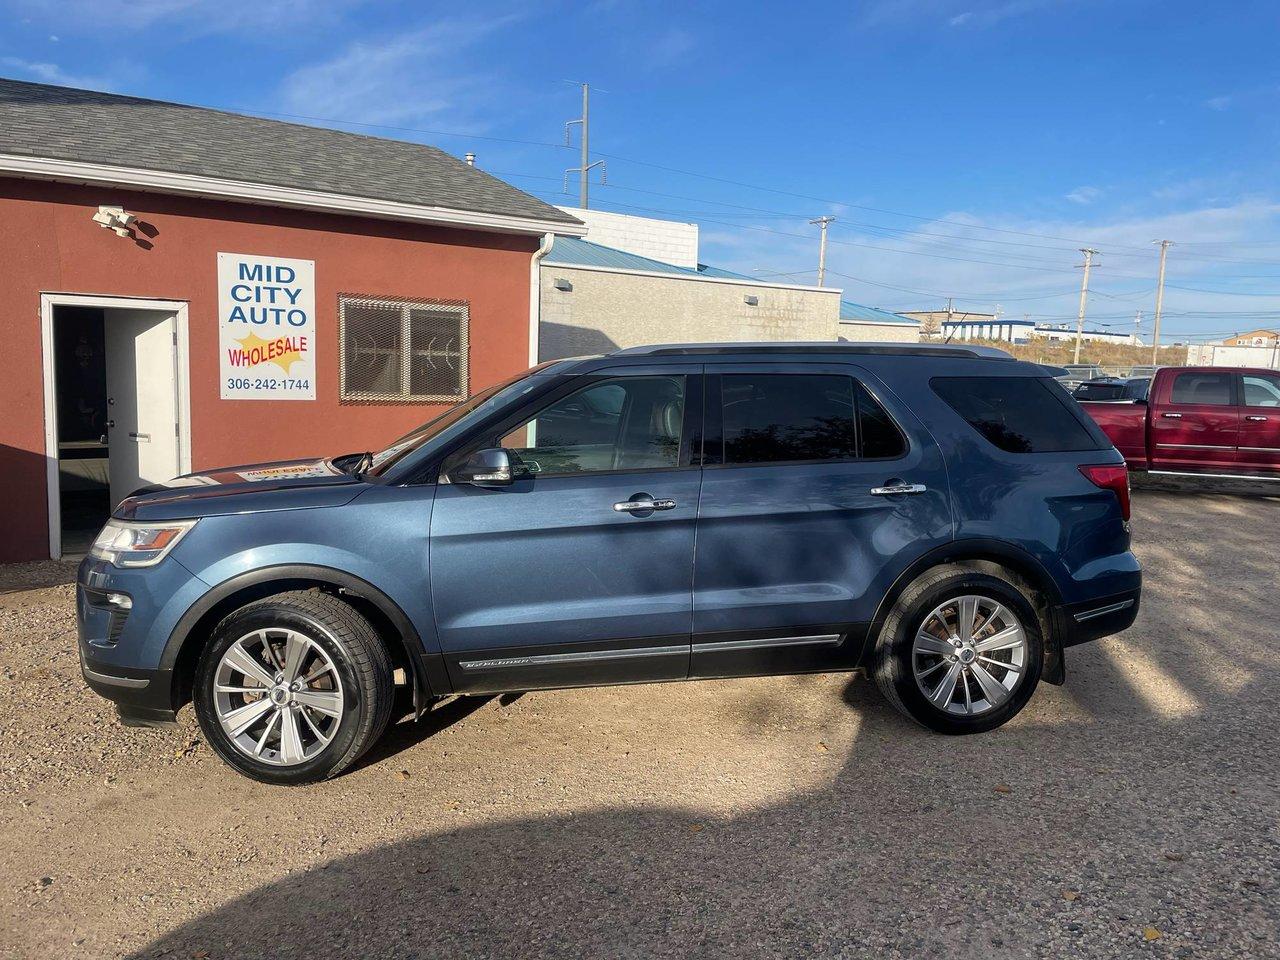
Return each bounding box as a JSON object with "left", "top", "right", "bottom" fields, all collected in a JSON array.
[
  {"left": 91, "top": 205, "right": 138, "bottom": 238},
  {"left": 553, "top": 278, "right": 573, "bottom": 292},
  {"left": 743, "top": 294, "right": 759, "bottom": 306}
]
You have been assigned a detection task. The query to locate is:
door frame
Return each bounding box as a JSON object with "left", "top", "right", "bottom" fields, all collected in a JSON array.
[{"left": 39, "top": 293, "right": 193, "bottom": 559}]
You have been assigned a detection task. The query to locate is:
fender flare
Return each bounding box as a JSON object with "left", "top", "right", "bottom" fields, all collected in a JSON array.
[
  {"left": 160, "top": 564, "right": 449, "bottom": 705},
  {"left": 864, "top": 538, "right": 1067, "bottom": 685}
]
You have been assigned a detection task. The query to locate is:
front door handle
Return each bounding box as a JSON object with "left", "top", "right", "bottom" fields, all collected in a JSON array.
[
  {"left": 614, "top": 497, "right": 677, "bottom": 513},
  {"left": 1245, "top": 415, "right": 1269, "bottom": 422},
  {"left": 870, "top": 483, "right": 927, "bottom": 496},
  {"left": 1162, "top": 412, "right": 1183, "bottom": 419}
]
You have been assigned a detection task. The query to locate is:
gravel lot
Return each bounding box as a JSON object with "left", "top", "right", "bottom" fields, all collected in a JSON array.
[{"left": 1, "top": 488, "right": 1278, "bottom": 959}]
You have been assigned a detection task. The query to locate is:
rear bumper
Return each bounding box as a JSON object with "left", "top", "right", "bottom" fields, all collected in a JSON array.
[{"left": 1060, "top": 585, "right": 1141, "bottom": 648}]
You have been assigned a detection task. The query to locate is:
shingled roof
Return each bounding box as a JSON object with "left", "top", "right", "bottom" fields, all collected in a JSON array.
[{"left": 0, "top": 77, "right": 582, "bottom": 232}]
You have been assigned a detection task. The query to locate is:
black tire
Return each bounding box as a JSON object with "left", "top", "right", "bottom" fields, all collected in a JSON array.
[
  {"left": 194, "top": 590, "right": 394, "bottom": 785},
  {"left": 873, "top": 566, "right": 1043, "bottom": 734}
]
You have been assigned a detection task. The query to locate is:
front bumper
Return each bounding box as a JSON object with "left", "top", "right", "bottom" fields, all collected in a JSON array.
[
  {"left": 80, "top": 658, "right": 178, "bottom": 727},
  {"left": 76, "top": 554, "right": 208, "bottom": 727}
]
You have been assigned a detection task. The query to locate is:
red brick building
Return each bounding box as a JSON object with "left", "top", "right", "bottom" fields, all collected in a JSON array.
[{"left": 0, "top": 79, "right": 583, "bottom": 562}]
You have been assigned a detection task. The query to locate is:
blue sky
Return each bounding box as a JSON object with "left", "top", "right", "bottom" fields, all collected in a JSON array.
[{"left": 3, "top": 0, "right": 1280, "bottom": 341}]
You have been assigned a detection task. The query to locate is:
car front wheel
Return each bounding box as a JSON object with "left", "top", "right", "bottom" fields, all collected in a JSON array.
[
  {"left": 873, "top": 567, "right": 1043, "bottom": 734},
  {"left": 194, "top": 591, "right": 394, "bottom": 785}
]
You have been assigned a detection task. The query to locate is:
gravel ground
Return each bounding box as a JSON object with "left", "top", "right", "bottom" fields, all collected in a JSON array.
[{"left": 1, "top": 489, "right": 1278, "bottom": 959}]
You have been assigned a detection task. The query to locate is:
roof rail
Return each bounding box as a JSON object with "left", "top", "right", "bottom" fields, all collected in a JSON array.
[{"left": 609, "top": 341, "right": 1014, "bottom": 360}]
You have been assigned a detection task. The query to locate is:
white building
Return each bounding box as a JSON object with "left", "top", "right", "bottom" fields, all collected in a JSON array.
[
  {"left": 1031, "top": 325, "right": 1141, "bottom": 346},
  {"left": 538, "top": 209, "right": 920, "bottom": 359}
]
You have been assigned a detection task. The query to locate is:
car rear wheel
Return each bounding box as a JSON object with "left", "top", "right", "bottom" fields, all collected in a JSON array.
[
  {"left": 873, "top": 568, "right": 1043, "bottom": 734},
  {"left": 194, "top": 591, "right": 394, "bottom": 785}
]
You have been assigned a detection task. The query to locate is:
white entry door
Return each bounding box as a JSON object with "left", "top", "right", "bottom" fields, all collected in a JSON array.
[{"left": 104, "top": 309, "right": 180, "bottom": 507}]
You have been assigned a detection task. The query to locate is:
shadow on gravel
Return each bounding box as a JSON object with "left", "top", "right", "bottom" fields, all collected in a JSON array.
[
  {"left": 126, "top": 490, "right": 1279, "bottom": 959},
  {"left": 352, "top": 695, "right": 496, "bottom": 772},
  {"left": 0, "top": 560, "right": 77, "bottom": 595}
]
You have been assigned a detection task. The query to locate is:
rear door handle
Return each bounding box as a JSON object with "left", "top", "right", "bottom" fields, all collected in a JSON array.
[
  {"left": 1245, "top": 415, "right": 1269, "bottom": 422},
  {"left": 1161, "top": 413, "right": 1183, "bottom": 419},
  {"left": 870, "top": 483, "right": 927, "bottom": 496},
  {"left": 614, "top": 497, "right": 677, "bottom": 513}
]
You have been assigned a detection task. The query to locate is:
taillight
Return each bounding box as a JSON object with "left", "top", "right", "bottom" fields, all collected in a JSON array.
[{"left": 1079, "top": 463, "right": 1131, "bottom": 521}]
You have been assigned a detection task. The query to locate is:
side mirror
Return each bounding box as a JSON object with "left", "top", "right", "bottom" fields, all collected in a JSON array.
[{"left": 449, "top": 448, "right": 514, "bottom": 488}]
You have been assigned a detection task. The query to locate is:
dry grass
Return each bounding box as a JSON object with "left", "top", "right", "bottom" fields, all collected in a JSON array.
[{"left": 948, "top": 337, "right": 1186, "bottom": 371}]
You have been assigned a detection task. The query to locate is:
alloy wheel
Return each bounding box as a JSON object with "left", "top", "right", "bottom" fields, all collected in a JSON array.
[
  {"left": 212, "top": 628, "right": 345, "bottom": 766},
  {"left": 911, "top": 595, "right": 1028, "bottom": 716}
]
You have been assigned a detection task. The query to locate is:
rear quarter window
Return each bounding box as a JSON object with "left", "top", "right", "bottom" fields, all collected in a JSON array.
[{"left": 932, "top": 376, "right": 1105, "bottom": 454}]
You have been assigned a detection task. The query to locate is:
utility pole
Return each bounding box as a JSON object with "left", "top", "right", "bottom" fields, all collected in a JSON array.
[
  {"left": 1151, "top": 240, "right": 1173, "bottom": 365},
  {"left": 809, "top": 216, "right": 836, "bottom": 286},
  {"left": 1073, "top": 248, "right": 1099, "bottom": 365},
  {"left": 564, "top": 82, "right": 606, "bottom": 209}
]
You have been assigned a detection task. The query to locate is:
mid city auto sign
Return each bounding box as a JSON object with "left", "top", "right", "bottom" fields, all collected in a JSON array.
[{"left": 217, "top": 252, "right": 316, "bottom": 400}]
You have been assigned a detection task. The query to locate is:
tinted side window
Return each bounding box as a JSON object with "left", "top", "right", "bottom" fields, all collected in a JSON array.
[
  {"left": 932, "top": 376, "right": 1103, "bottom": 454},
  {"left": 719, "top": 374, "right": 905, "bottom": 465},
  {"left": 856, "top": 381, "right": 907, "bottom": 458},
  {"left": 499, "top": 376, "right": 685, "bottom": 475},
  {"left": 722, "top": 374, "right": 856, "bottom": 464},
  {"left": 1170, "top": 372, "right": 1233, "bottom": 406},
  {"left": 1074, "top": 383, "right": 1126, "bottom": 401}
]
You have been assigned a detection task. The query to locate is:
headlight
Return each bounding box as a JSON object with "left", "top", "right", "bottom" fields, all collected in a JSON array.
[{"left": 89, "top": 519, "right": 198, "bottom": 568}]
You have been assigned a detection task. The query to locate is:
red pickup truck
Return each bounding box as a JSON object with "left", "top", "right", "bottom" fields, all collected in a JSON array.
[{"left": 1079, "top": 366, "right": 1280, "bottom": 478}]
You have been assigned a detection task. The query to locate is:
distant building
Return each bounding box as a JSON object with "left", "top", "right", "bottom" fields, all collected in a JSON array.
[
  {"left": 538, "top": 210, "right": 919, "bottom": 359},
  {"left": 838, "top": 302, "right": 921, "bottom": 343},
  {"left": 1222, "top": 328, "right": 1280, "bottom": 346},
  {"left": 1031, "top": 325, "right": 1141, "bottom": 346},
  {"left": 898, "top": 310, "right": 1034, "bottom": 344}
]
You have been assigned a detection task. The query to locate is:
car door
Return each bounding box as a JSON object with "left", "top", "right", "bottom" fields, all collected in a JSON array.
[
  {"left": 1237, "top": 371, "right": 1280, "bottom": 472},
  {"left": 690, "top": 363, "right": 952, "bottom": 678},
  {"left": 430, "top": 365, "right": 703, "bottom": 693},
  {"left": 1150, "top": 370, "right": 1239, "bottom": 471}
]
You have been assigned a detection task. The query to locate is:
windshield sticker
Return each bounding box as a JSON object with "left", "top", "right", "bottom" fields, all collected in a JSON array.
[{"left": 236, "top": 463, "right": 340, "bottom": 483}]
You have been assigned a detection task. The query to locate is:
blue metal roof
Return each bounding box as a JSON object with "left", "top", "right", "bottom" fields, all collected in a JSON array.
[
  {"left": 548, "top": 238, "right": 919, "bottom": 326},
  {"left": 840, "top": 301, "right": 918, "bottom": 324},
  {"left": 544, "top": 236, "right": 746, "bottom": 279}
]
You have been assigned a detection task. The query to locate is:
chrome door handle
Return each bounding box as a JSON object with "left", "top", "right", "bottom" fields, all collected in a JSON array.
[
  {"left": 1162, "top": 413, "right": 1183, "bottom": 419},
  {"left": 1245, "top": 415, "right": 1269, "bottom": 422},
  {"left": 613, "top": 497, "right": 677, "bottom": 513},
  {"left": 870, "top": 483, "right": 927, "bottom": 496}
]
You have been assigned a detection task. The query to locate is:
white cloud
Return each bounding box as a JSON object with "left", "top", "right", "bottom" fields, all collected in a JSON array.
[
  {"left": 0, "top": 56, "right": 118, "bottom": 91},
  {"left": 860, "top": 0, "right": 1067, "bottom": 29},
  {"left": 277, "top": 17, "right": 520, "bottom": 129},
  {"left": 4, "top": 0, "right": 358, "bottom": 36},
  {"left": 1066, "top": 185, "right": 1102, "bottom": 205},
  {"left": 648, "top": 27, "right": 695, "bottom": 66},
  {"left": 697, "top": 199, "right": 1280, "bottom": 338},
  {"left": 1206, "top": 95, "right": 1232, "bottom": 111}
]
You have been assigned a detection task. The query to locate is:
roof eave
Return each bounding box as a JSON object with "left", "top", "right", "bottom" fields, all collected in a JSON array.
[{"left": 0, "top": 153, "right": 587, "bottom": 238}]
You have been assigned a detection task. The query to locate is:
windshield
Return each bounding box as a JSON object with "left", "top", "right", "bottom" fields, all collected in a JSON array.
[{"left": 364, "top": 365, "right": 553, "bottom": 476}]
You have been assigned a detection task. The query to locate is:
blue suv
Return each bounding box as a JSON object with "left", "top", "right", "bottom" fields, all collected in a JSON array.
[{"left": 78, "top": 343, "right": 1141, "bottom": 784}]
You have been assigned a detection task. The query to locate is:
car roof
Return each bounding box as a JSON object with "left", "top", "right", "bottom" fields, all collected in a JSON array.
[{"left": 607, "top": 342, "right": 1015, "bottom": 360}]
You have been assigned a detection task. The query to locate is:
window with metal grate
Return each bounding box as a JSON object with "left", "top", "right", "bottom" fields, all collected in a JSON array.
[{"left": 339, "top": 294, "right": 469, "bottom": 402}]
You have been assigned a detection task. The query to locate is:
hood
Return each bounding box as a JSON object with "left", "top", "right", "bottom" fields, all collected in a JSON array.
[{"left": 115, "top": 457, "right": 367, "bottom": 522}]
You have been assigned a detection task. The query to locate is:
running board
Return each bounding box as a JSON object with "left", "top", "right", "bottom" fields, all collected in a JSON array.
[{"left": 1148, "top": 470, "right": 1280, "bottom": 482}]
